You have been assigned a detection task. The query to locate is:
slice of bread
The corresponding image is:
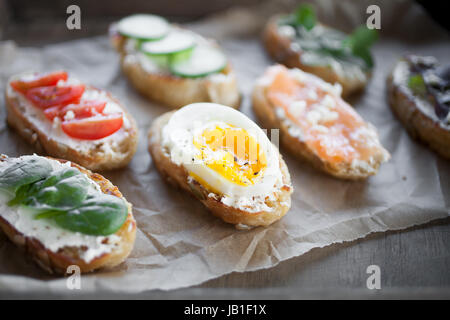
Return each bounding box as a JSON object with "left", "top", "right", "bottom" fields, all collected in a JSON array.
[
  {"left": 111, "top": 28, "right": 241, "bottom": 109},
  {"left": 148, "top": 111, "right": 292, "bottom": 228},
  {"left": 263, "top": 16, "right": 370, "bottom": 97},
  {"left": 0, "top": 154, "right": 136, "bottom": 274},
  {"left": 4, "top": 79, "right": 138, "bottom": 171},
  {"left": 252, "top": 66, "right": 390, "bottom": 180},
  {"left": 387, "top": 59, "right": 450, "bottom": 159}
]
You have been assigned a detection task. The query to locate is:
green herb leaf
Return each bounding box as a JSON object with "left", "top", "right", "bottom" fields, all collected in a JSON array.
[
  {"left": 7, "top": 183, "right": 33, "bottom": 206},
  {"left": 294, "top": 4, "right": 316, "bottom": 31},
  {"left": 0, "top": 157, "right": 52, "bottom": 194},
  {"left": 408, "top": 74, "right": 427, "bottom": 96},
  {"left": 279, "top": 4, "right": 317, "bottom": 30},
  {"left": 3, "top": 157, "right": 128, "bottom": 237},
  {"left": 11, "top": 168, "right": 89, "bottom": 211},
  {"left": 53, "top": 194, "right": 128, "bottom": 236},
  {"left": 34, "top": 210, "right": 64, "bottom": 220},
  {"left": 343, "top": 26, "right": 378, "bottom": 68}
]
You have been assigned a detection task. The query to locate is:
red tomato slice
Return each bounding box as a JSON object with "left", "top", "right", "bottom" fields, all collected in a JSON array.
[
  {"left": 44, "top": 100, "right": 106, "bottom": 121},
  {"left": 10, "top": 71, "right": 68, "bottom": 93},
  {"left": 61, "top": 100, "right": 107, "bottom": 119},
  {"left": 43, "top": 105, "right": 62, "bottom": 121},
  {"left": 61, "top": 113, "right": 123, "bottom": 140},
  {"left": 26, "top": 85, "right": 85, "bottom": 109}
]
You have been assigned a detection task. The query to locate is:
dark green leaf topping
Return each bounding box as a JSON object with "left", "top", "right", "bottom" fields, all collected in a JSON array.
[
  {"left": 293, "top": 4, "right": 316, "bottom": 30},
  {"left": 53, "top": 194, "right": 128, "bottom": 236},
  {"left": 279, "top": 4, "right": 316, "bottom": 30},
  {"left": 343, "top": 26, "right": 378, "bottom": 68},
  {"left": 0, "top": 157, "right": 52, "bottom": 193},
  {"left": 1, "top": 157, "right": 128, "bottom": 236},
  {"left": 279, "top": 5, "right": 377, "bottom": 70},
  {"left": 13, "top": 168, "right": 89, "bottom": 211}
]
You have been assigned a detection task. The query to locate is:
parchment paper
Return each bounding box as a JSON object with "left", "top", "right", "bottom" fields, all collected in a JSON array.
[{"left": 0, "top": 0, "right": 449, "bottom": 293}]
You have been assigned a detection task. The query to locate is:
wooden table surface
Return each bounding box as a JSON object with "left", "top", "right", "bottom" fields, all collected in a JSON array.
[
  {"left": 0, "top": 18, "right": 449, "bottom": 300},
  {"left": 3, "top": 218, "right": 450, "bottom": 299}
]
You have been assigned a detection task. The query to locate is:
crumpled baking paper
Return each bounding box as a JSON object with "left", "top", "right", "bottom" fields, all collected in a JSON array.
[{"left": 0, "top": 0, "right": 448, "bottom": 293}]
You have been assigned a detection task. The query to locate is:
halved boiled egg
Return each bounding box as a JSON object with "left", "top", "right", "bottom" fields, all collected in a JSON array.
[{"left": 161, "top": 103, "right": 283, "bottom": 200}]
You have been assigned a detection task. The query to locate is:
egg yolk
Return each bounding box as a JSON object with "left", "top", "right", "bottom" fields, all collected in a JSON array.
[{"left": 193, "top": 125, "right": 267, "bottom": 186}]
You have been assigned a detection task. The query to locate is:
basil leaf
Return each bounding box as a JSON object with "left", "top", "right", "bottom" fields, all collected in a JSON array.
[
  {"left": 343, "top": 26, "right": 378, "bottom": 68},
  {"left": 408, "top": 74, "right": 427, "bottom": 96},
  {"left": 0, "top": 157, "right": 52, "bottom": 194},
  {"left": 2, "top": 157, "right": 128, "bottom": 237},
  {"left": 34, "top": 210, "right": 64, "bottom": 220},
  {"left": 8, "top": 183, "right": 33, "bottom": 206},
  {"left": 53, "top": 194, "right": 128, "bottom": 236},
  {"left": 13, "top": 168, "right": 90, "bottom": 211},
  {"left": 294, "top": 4, "right": 316, "bottom": 31}
]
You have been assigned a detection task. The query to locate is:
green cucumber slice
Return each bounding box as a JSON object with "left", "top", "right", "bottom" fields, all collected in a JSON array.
[
  {"left": 117, "top": 14, "right": 170, "bottom": 40},
  {"left": 170, "top": 45, "right": 227, "bottom": 78},
  {"left": 139, "top": 48, "right": 195, "bottom": 71},
  {"left": 140, "top": 30, "right": 196, "bottom": 55}
]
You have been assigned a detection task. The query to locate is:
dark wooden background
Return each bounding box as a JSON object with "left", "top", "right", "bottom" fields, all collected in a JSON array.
[{"left": 0, "top": 0, "right": 263, "bottom": 45}]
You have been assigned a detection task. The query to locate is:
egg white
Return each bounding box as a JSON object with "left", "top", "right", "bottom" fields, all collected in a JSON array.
[{"left": 162, "top": 103, "right": 283, "bottom": 200}]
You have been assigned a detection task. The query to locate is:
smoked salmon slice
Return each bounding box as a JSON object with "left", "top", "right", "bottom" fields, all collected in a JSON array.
[{"left": 253, "top": 65, "right": 390, "bottom": 179}]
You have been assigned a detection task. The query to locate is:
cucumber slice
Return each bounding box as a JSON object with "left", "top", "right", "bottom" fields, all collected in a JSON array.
[
  {"left": 170, "top": 45, "right": 227, "bottom": 78},
  {"left": 117, "top": 14, "right": 170, "bottom": 40},
  {"left": 170, "top": 49, "right": 195, "bottom": 63},
  {"left": 144, "top": 54, "right": 170, "bottom": 69},
  {"left": 140, "top": 30, "right": 196, "bottom": 55},
  {"left": 139, "top": 48, "right": 195, "bottom": 71}
]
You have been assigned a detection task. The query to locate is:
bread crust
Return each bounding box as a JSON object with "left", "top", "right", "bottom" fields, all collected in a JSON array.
[
  {"left": 252, "top": 74, "right": 388, "bottom": 180},
  {"left": 111, "top": 32, "right": 241, "bottom": 109},
  {"left": 0, "top": 155, "right": 137, "bottom": 274},
  {"left": 148, "top": 112, "right": 292, "bottom": 228},
  {"left": 387, "top": 63, "right": 450, "bottom": 159},
  {"left": 4, "top": 84, "right": 139, "bottom": 171},
  {"left": 263, "top": 17, "right": 369, "bottom": 97}
]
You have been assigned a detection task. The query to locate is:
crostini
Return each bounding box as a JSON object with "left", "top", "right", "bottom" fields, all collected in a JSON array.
[
  {"left": 110, "top": 14, "right": 240, "bottom": 109},
  {"left": 263, "top": 5, "right": 378, "bottom": 97},
  {"left": 5, "top": 71, "right": 138, "bottom": 171},
  {"left": 388, "top": 55, "right": 450, "bottom": 159},
  {"left": 0, "top": 154, "right": 136, "bottom": 274},
  {"left": 252, "top": 65, "right": 390, "bottom": 179},
  {"left": 148, "top": 103, "right": 292, "bottom": 228}
]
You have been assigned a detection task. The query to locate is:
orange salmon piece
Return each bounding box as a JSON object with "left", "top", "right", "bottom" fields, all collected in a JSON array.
[{"left": 266, "top": 65, "right": 378, "bottom": 165}]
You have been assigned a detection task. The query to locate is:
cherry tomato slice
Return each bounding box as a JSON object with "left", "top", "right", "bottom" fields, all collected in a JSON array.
[
  {"left": 44, "top": 100, "right": 107, "bottom": 121},
  {"left": 26, "top": 85, "right": 85, "bottom": 109},
  {"left": 61, "top": 100, "right": 107, "bottom": 119},
  {"left": 61, "top": 113, "right": 123, "bottom": 140},
  {"left": 10, "top": 71, "right": 68, "bottom": 93},
  {"left": 43, "top": 105, "right": 62, "bottom": 121}
]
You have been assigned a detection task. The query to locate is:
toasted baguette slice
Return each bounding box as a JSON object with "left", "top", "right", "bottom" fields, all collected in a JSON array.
[
  {"left": 148, "top": 110, "right": 292, "bottom": 228},
  {"left": 110, "top": 26, "right": 241, "bottom": 109},
  {"left": 263, "top": 16, "right": 370, "bottom": 97},
  {"left": 387, "top": 58, "right": 450, "bottom": 159},
  {"left": 5, "top": 76, "right": 138, "bottom": 171},
  {"left": 252, "top": 65, "right": 390, "bottom": 180},
  {"left": 0, "top": 154, "right": 136, "bottom": 274}
]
